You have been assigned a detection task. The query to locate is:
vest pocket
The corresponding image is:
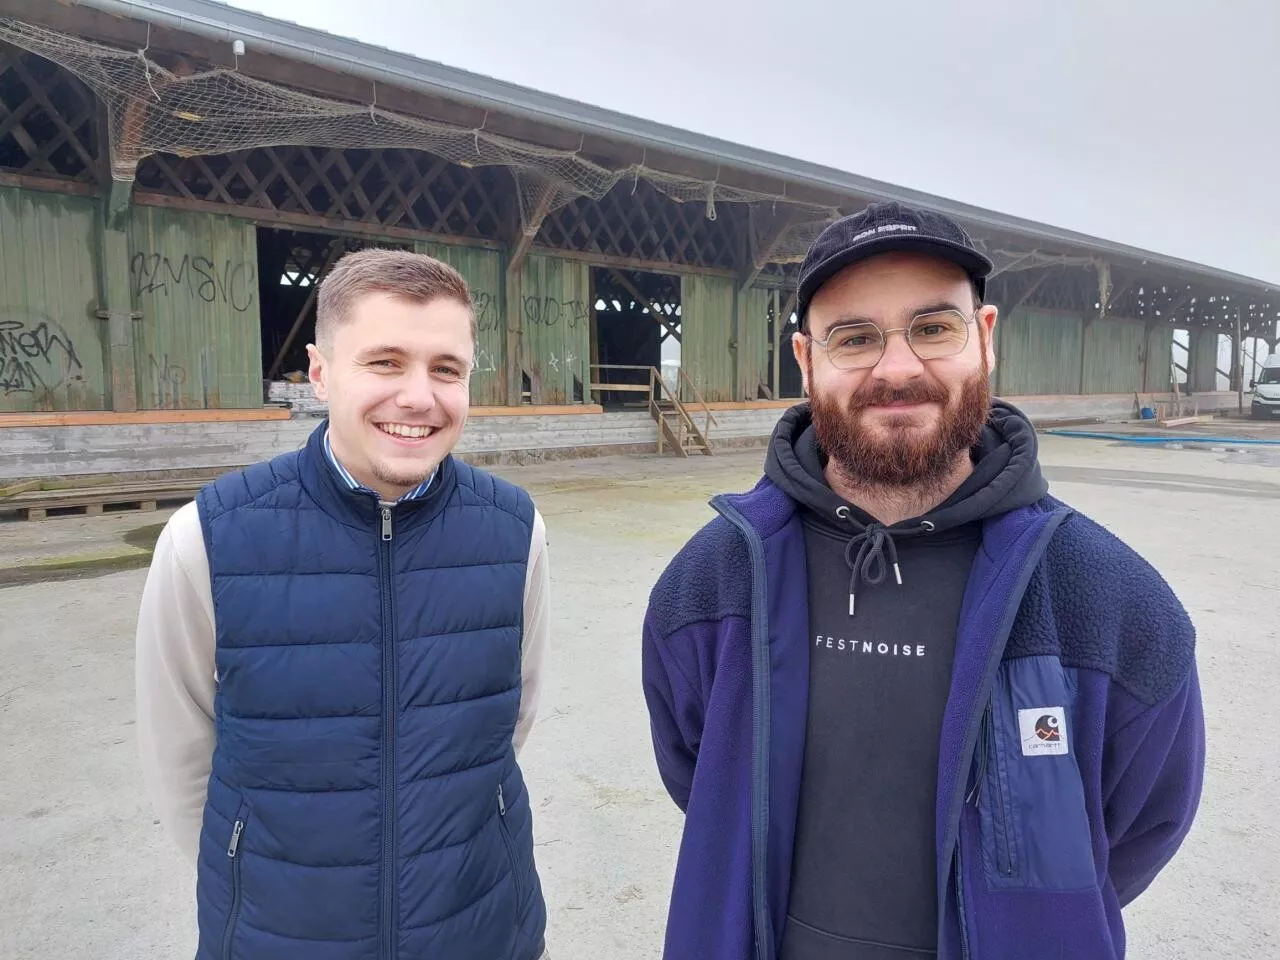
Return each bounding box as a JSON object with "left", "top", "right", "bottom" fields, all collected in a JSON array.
[
  {"left": 497, "top": 784, "right": 525, "bottom": 922},
  {"left": 222, "top": 798, "right": 250, "bottom": 960}
]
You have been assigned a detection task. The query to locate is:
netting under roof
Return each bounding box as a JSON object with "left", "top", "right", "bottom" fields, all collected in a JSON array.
[{"left": 0, "top": 16, "right": 840, "bottom": 257}]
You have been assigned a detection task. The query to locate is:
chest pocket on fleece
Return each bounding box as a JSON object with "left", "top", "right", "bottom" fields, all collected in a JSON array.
[{"left": 975, "top": 655, "right": 1097, "bottom": 891}]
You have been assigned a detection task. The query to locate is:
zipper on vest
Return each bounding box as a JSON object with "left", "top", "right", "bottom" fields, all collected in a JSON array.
[
  {"left": 377, "top": 499, "right": 397, "bottom": 960},
  {"left": 223, "top": 814, "right": 247, "bottom": 960},
  {"left": 496, "top": 784, "right": 526, "bottom": 925}
]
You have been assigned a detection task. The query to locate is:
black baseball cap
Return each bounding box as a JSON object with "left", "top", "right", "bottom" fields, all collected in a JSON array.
[{"left": 796, "top": 201, "right": 994, "bottom": 328}]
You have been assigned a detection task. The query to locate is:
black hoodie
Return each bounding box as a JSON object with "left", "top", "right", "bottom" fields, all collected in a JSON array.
[{"left": 767, "top": 400, "right": 1049, "bottom": 960}]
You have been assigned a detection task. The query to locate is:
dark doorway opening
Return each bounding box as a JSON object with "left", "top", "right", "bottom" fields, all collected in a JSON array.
[
  {"left": 257, "top": 227, "right": 411, "bottom": 382},
  {"left": 589, "top": 267, "right": 681, "bottom": 410},
  {"left": 774, "top": 297, "right": 804, "bottom": 399}
]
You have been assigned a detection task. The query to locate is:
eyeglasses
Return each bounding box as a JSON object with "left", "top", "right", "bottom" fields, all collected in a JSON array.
[{"left": 803, "top": 308, "right": 977, "bottom": 371}]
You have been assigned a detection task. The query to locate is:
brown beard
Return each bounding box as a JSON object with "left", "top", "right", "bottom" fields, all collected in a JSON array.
[{"left": 808, "top": 356, "right": 992, "bottom": 490}]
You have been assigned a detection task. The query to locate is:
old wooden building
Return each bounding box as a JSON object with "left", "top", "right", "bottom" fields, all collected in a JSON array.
[{"left": 0, "top": 0, "right": 1277, "bottom": 479}]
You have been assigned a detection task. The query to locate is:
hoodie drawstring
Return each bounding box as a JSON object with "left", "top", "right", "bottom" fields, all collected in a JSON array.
[{"left": 838, "top": 508, "right": 935, "bottom": 615}]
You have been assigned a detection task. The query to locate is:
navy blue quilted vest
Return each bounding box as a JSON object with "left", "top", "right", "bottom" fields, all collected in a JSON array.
[{"left": 192, "top": 422, "right": 547, "bottom": 960}]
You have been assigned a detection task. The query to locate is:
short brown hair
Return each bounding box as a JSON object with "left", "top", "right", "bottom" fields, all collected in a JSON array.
[{"left": 315, "top": 248, "right": 474, "bottom": 348}]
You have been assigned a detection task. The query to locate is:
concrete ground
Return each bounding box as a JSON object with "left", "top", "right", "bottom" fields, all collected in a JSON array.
[{"left": 1, "top": 432, "right": 1278, "bottom": 959}]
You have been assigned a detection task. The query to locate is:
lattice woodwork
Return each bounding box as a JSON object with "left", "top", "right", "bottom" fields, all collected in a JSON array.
[
  {"left": 986, "top": 261, "right": 1277, "bottom": 337},
  {"left": 758, "top": 261, "right": 799, "bottom": 286},
  {"left": 594, "top": 268, "right": 682, "bottom": 341},
  {"left": 0, "top": 43, "right": 99, "bottom": 183},
  {"left": 1016, "top": 267, "right": 1100, "bottom": 314},
  {"left": 135, "top": 145, "right": 507, "bottom": 240},
  {"left": 538, "top": 179, "right": 742, "bottom": 271},
  {"left": 273, "top": 232, "right": 406, "bottom": 286}
]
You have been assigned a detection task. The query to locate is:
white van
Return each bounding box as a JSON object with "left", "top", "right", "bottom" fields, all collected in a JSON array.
[{"left": 1252, "top": 353, "right": 1280, "bottom": 419}]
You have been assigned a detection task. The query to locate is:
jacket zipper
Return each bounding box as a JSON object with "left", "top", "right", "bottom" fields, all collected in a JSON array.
[
  {"left": 223, "top": 813, "right": 247, "bottom": 960},
  {"left": 497, "top": 784, "right": 526, "bottom": 916},
  {"left": 953, "top": 842, "right": 971, "bottom": 960},
  {"left": 711, "top": 497, "right": 773, "bottom": 960},
  {"left": 378, "top": 501, "right": 396, "bottom": 960},
  {"left": 988, "top": 703, "right": 1016, "bottom": 877},
  {"left": 966, "top": 702, "right": 1015, "bottom": 877},
  {"left": 965, "top": 705, "right": 991, "bottom": 806}
]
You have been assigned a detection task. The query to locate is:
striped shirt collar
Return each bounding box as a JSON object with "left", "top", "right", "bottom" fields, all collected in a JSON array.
[{"left": 322, "top": 428, "right": 436, "bottom": 502}]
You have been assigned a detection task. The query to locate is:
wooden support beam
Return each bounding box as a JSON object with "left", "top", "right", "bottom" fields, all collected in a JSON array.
[
  {"left": 1099, "top": 277, "right": 1137, "bottom": 319},
  {"left": 608, "top": 269, "right": 681, "bottom": 342},
  {"left": 98, "top": 190, "right": 139, "bottom": 412},
  {"left": 1007, "top": 272, "right": 1047, "bottom": 314},
  {"left": 1096, "top": 261, "right": 1112, "bottom": 320},
  {"left": 588, "top": 271, "right": 600, "bottom": 389},
  {"left": 777, "top": 290, "right": 797, "bottom": 330},
  {"left": 508, "top": 177, "right": 557, "bottom": 276},
  {"left": 739, "top": 206, "right": 799, "bottom": 292},
  {"left": 1235, "top": 307, "right": 1245, "bottom": 414},
  {"left": 1079, "top": 315, "right": 1094, "bottom": 395},
  {"left": 504, "top": 177, "right": 558, "bottom": 405},
  {"left": 94, "top": 91, "right": 141, "bottom": 413},
  {"left": 773, "top": 289, "right": 797, "bottom": 402},
  {"left": 265, "top": 238, "right": 345, "bottom": 380},
  {"left": 770, "top": 289, "right": 781, "bottom": 399}
]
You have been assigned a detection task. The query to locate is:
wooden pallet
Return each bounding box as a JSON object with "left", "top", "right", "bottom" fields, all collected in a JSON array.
[{"left": 0, "top": 481, "right": 204, "bottom": 521}]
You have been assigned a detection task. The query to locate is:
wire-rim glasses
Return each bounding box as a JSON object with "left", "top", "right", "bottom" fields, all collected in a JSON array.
[{"left": 804, "top": 308, "right": 978, "bottom": 371}]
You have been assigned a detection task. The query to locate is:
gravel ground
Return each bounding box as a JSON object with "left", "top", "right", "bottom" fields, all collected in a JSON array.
[{"left": 1, "top": 434, "right": 1277, "bottom": 959}]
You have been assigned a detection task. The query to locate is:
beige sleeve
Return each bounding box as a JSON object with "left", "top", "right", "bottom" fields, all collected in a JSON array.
[
  {"left": 515, "top": 506, "right": 551, "bottom": 756},
  {"left": 134, "top": 500, "right": 216, "bottom": 865}
]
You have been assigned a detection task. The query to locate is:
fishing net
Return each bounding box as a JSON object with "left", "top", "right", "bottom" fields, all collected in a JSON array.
[{"left": 0, "top": 16, "right": 840, "bottom": 258}]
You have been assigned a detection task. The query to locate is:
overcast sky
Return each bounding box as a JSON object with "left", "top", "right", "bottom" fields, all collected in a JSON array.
[{"left": 226, "top": 0, "right": 1280, "bottom": 285}]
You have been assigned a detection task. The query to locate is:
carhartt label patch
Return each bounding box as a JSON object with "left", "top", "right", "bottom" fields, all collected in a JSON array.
[{"left": 1018, "top": 707, "right": 1069, "bottom": 756}]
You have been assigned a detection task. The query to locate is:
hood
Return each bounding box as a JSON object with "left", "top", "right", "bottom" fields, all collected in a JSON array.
[{"left": 763, "top": 399, "right": 1049, "bottom": 614}]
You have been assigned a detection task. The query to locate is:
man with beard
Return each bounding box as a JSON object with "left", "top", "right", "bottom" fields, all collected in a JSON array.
[{"left": 641, "top": 202, "right": 1204, "bottom": 960}]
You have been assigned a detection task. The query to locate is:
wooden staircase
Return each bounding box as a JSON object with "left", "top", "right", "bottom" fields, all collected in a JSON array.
[{"left": 589, "top": 365, "right": 717, "bottom": 457}]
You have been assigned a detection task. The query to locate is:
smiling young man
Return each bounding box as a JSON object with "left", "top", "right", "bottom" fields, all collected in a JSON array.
[
  {"left": 642, "top": 202, "right": 1205, "bottom": 960},
  {"left": 135, "top": 249, "right": 550, "bottom": 960}
]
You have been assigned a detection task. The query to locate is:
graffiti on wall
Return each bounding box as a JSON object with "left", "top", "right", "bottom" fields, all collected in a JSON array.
[
  {"left": 148, "top": 352, "right": 189, "bottom": 408},
  {"left": 474, "top": 291, "right": 501, "bottom": 333},
  {"left": 0, "top": 309, "right": 85, "bottom": 396},
  {"left": 130, "top": 252, "right": 257, "bottom": 313},
  {"left": 523, "top": 296, "right": 588, "bottom": 330}
]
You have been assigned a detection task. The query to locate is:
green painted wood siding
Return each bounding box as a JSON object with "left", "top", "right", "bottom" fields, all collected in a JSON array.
[
  {"left": 680, "top": 273, "right": 736, "bottom": 402},
  {"left": 1143, "top": 323, "right": 1175, "bottom": 393},
  {"left": 415, "top": 240, "right": 505, "bottom": 405},
  {"left": 0, "top": 186, "right": 106, "bottom": 412},
  {"left": 1189, "top": 328, "right": 1219, "bottom": 391},
  {"left": 517, "top": 253, "right": 590, "bottom": 404},
  {"left": 1082, "top": 317, "right": 1145, "bottom": 394},
  {"left": 737, "top": 285, "right": 771, "bottom": 400},
  {"left": 996, "top": 309, "right": 1082, "bottom": 396},
  {"left": 129, "top": 205, "right": 262, "bottom": 409}
]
